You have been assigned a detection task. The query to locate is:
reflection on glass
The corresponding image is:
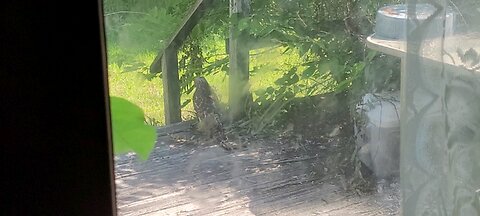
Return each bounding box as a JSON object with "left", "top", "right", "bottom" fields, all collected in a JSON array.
[
  {"left": 103, "top": 0, "right": 479, "bottom": 215},
  {"left": 401, "top": 0, "right": 480, "bottom": 215}
]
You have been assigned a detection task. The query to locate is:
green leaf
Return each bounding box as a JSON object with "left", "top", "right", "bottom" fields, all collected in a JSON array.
[
  {"left": 275, "top": 67, "right": 299, "bottom": 86},
  {"left": 310, "top": 43, "right": 324, "bottom": 54},
  {"left": 290, "top": 73, "right": 300, "bottom": 85},
  {"left": 238, "top": 17, "right": 250, "bottom": 31},
  {"left": 181, "top": 99, "right": 192, "bottom": 108},
  {"left": 301, "top": 66, "right": 316, "bottom": 79},
  {"left": 254, "top": 89, "right": 266, "bottom": 96},
  {"left": 110, "top": 96, "right": 157, "bottom": 160},
  {"left": 318, "top": 62, "right": 331, "bottom": 74},
  {"left": 352, "top": 62, "right": 366, "bottom": 73},
  {"left": 286, "top": 67, "right": 297, "bottom": 76},
  {"left": 298, "top": 43, "right": 312, "bottom": 57},
  {"left": 335, "top": 77, "right": 354, "bottom": 93},
  {"left": 266, "top": 87, "right": 275, "bottom": 94},
  {"left": 327, "top": 59, "right": 345, "bottom": 82}
]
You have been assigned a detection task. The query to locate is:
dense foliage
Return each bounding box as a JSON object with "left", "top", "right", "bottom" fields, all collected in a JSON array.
[{"left": 104, "top": 0, "right": 402, "bottom": 131}]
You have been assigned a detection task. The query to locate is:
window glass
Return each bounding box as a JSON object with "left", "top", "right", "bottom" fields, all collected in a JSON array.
[{"left": 103, "top": 0, "right": 480, "bottom": 214}]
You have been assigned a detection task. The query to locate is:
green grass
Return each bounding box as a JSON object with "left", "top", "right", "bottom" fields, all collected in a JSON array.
[
  {"left": 108, "top": 63, "right": 166, "bottom": 124},
  {"left": 107, "top": 43, "right": 304, "bottom": 126}
]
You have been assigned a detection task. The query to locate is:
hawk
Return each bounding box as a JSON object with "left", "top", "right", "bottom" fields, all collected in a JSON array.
[{"left": 193, "top": 77, "right": 232, "bottom": 150}]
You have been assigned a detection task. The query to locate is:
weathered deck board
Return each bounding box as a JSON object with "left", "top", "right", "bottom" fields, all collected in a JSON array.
[{"left": 115, "top": 131, "right": 400, "bottom": 215}]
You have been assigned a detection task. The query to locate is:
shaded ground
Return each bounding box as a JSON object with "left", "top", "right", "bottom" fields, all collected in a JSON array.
[{"left": 114, "top": 93, "right": 400, "bottom": 215}]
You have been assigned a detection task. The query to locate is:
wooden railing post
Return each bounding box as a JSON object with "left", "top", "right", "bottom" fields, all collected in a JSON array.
[
  {"left": 162, "top": 45, "right": 182, "bottom": 124},
  {"left": 149, "top": 0, "right": 214, "bottom": 125},
  {"left": 228, "top": 0, "right": 251, "bottom": 121}
]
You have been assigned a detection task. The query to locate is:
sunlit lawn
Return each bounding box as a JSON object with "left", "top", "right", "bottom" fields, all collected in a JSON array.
[{"left": 107, "top": 44, "right": 303, "bottom": 126}]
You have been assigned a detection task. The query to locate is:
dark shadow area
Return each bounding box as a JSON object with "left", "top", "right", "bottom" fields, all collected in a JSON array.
[{"left": 2, "top": 1, "right": 116, "bottom": 215}]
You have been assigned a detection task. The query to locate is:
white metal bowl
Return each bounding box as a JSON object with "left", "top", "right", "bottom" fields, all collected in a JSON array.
[{"left": 374, "top": 4, "right": 455, "bottom": 40}]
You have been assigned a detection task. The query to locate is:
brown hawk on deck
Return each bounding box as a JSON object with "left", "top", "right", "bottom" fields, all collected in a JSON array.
[{"left": 193, "top": 77, "right": 232, "bottom": 150}]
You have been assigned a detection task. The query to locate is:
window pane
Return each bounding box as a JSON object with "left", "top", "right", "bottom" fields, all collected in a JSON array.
[{"left": 102, "top": 0, "right": 480, "bottom": 215}]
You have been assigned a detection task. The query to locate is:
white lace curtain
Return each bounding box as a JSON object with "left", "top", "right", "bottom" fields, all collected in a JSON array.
[{"left": 402, "top": 0, "right": 480, "bottom": 214}]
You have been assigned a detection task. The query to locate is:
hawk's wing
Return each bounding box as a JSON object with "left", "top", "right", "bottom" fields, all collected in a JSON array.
[
  {"left": 193, "top": 77, "right": 217, "bottom": 120},
  {"left": 192, "top": 77, "right": 230, "bottom": 150}
]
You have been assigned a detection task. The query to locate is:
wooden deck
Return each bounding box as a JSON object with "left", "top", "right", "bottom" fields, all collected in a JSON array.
[{"left": 114, "top": 126, "right": 400, "bottom": 215}]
